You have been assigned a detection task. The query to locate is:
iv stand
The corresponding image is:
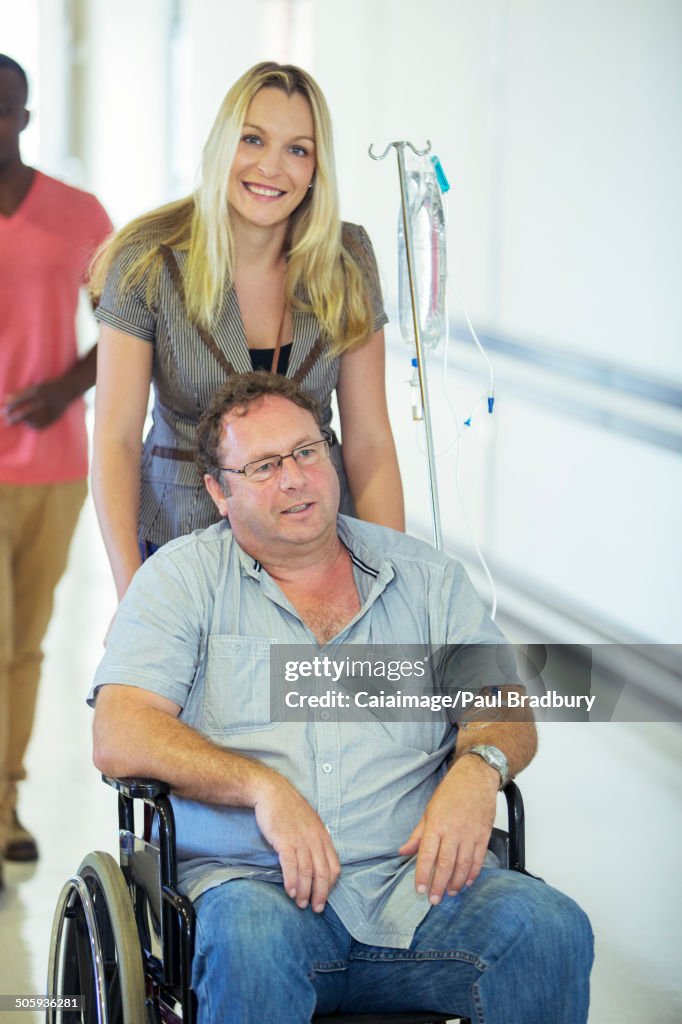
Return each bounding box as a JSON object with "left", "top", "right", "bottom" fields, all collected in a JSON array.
[{"left": 369, "top": 140, "right": 443, "bottom": 550}]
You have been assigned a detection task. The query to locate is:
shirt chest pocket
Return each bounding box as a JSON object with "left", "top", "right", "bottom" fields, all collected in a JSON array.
[{"left": 201, "top": 635, "right": 276, "bottom": 737}]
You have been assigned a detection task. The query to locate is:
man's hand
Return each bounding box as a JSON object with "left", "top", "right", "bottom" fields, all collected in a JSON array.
[
  {"left": 3, "top": 379, "right": 72, "bottom": 429},
  {"left": 253, "top": 775, "right": 340, "bottom": 914},
  {"left": 399, "top": 754, "right": 499, "bottom": 904}
]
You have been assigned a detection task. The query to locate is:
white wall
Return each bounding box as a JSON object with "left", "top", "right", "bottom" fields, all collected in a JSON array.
[
  {"left": 306, "top": 0, "right": 682, "bottom": 643},
  {"left": 84, "top": 0, "right": 173, "bottom": 224}
]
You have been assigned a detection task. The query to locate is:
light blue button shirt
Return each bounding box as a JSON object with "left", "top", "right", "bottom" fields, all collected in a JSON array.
[{"left": 90, "top": 516, "right": 514, "bottom": 947}]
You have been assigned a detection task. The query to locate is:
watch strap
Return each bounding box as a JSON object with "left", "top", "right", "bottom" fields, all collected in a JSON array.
[{"left": 465, "top": 744, "right": 509, "bottom": 789}]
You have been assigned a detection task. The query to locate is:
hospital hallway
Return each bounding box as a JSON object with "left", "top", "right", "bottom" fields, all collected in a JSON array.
[
  {"left": 0, "top": 487, "right": 679, "bottom": 1023},
  {"left": 0, "top": 4, "right": 680, "bottom": 1015}
]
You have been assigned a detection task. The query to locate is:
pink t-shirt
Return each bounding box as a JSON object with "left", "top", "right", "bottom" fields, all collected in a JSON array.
[{"left": 0, "top": 170, "right": 112, "bottom": 484}]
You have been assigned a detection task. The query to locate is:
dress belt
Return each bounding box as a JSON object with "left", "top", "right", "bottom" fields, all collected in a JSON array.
[{"left": 152, "top": 445, "right": 195, "bottom": 462}]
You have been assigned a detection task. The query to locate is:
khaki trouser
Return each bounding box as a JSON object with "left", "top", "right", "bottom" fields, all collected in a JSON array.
[{"left": 0, "top": 479, "right": 87, "bottom": 852}]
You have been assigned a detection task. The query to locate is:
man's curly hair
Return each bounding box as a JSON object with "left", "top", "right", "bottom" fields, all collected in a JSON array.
[{"left": 196, "top": 371, "right": 324, "bottom": 483}]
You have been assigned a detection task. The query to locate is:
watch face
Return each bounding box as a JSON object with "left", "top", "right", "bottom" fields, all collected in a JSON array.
[
  {"left": 488, "top": 748, "right": 505, "bottom": 770},
  {"left": 472, "top": 745, "right": 509, "bottom": 785}
]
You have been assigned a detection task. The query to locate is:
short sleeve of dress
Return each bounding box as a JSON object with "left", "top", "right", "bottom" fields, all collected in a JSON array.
[
  {"left": 341, "top": 222, "right": 389, "bottom": 333},
  {"left": 95, "top": 240, "right": 158, "bottom": 342}
]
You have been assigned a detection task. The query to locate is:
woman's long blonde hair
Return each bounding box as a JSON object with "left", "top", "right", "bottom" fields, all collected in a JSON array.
[{"left": 90, "top": 62, "right": 375, "bottom": 353}]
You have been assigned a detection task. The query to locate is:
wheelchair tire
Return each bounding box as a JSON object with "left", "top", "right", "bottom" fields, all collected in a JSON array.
[{"left": 47, "top": 850, "right": 147, "bottom": 1023}]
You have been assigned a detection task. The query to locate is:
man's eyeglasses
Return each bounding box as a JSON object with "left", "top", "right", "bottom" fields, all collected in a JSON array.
[{"left": 218, "top": 432, "right": 335, "bottom": 482}]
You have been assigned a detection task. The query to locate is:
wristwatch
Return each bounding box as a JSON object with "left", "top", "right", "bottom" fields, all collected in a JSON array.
[{"left": 465, "top": 744, "right": 509, "bottom": 789}]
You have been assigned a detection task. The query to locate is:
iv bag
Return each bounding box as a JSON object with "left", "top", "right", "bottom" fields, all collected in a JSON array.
[{"left": 398, "top": 156, "right": 446, "bottom": 350}]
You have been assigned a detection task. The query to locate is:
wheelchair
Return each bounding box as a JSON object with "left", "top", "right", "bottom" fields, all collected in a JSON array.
[{"left": 47, "top": 775, "right": 527, "bottom": 1024}]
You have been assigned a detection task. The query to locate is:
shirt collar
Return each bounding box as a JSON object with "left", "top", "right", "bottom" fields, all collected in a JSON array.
[
  {"left": 228, "top": 529, "right": 263, "bottom": 580},
  {"left": 232, "top": 515, "right": 396, "bottom": 588},
  {"left": 336, "top": 515, "right": 395, "bottom": 589}
]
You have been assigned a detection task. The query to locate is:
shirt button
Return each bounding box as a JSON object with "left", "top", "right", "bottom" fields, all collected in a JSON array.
[
  {"left": 322, "top": 763, "right": 333, "bottom": 774},
  {"left": 320, "top": 711, "right": 330, "bottom": 721}
]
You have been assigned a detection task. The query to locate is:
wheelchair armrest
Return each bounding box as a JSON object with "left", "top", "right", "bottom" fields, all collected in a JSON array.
[
  {"left": 103, "top": 774, "right": 181, "bottom": 894},
  {"left": 103, "top": 776, "right": 176, "bottom": 868},
  {"left": 502, "top": 780, "right": 525, "bottom": 871},
  {"left": 102, "top": 775, "right": 171, "bottom": 801}
]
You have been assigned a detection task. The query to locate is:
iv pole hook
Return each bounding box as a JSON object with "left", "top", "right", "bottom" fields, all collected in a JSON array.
[{"left": 368, "top": 140, "right": 432, "bottom": 161}]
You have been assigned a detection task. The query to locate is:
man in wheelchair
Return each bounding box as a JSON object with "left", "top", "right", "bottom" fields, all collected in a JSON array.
[{"left": 89, "top": 372, "right": 593, "bottom": 1024}]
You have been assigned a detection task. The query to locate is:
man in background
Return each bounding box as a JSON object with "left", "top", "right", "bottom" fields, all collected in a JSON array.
[{"left": 0, "top": 53, "right": 112, "bottom": 885}]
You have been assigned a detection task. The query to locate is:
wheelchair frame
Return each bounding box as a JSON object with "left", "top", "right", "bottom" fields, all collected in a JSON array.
[{"left": 47, "top": 775, "right": 526, "bottom": 1024}]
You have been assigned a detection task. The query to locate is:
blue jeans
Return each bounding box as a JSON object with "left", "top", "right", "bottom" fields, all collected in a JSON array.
[{"left": 192, "top": 868, "right": 593, "bottom": 1024}]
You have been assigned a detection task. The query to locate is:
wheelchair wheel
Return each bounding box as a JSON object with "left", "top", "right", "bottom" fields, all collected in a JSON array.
[{"left": 47, "top": 851, "right": 147, "bottom": 1023}]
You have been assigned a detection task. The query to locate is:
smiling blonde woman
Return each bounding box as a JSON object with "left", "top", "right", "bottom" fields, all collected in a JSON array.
[{"left": 90, "top": 62, "right": 404, "bottom": 599}]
